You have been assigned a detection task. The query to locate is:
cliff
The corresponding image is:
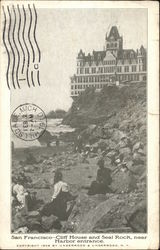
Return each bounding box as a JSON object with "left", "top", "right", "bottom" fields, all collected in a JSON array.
[{"left": 63, "top": 83, "right": 146, "bottom": 129}]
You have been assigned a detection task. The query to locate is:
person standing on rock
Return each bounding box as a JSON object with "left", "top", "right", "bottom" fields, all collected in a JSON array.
[
  {"left": 88, "top": 157, "right": 112, "bottom": 195},
  {"left": 39, "top": 170, "right": 76, "bottom": 220}
]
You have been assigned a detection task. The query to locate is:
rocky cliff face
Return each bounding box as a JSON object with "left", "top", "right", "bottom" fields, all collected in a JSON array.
[
  {"left": 62, "top": 83, "right": 147, "bottom": 233},
  {"left": 63, "top": 83, "right": 146, "bottom": 129},
  {"left": 12, "top": 83, "right": 147, "bottom": 234}
]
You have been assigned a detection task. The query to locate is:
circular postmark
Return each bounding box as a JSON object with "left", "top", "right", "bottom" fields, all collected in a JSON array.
[{"left": 10, "top": 103, "right": 47, "bottom": 141}]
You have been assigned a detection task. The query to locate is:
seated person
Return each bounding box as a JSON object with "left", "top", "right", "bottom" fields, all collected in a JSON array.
[
  {"left": 40, "top": 170, "right": 76, "bottom": 220},
  {"left": 12, "top": 177, "right": 29, "bottom": 211},
  {"left": 88, "top": 157, "right": 112, "bottom": 195}
]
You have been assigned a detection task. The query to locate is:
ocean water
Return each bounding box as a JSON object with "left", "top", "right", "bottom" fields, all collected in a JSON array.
[{"left": 12, "top": 119, "right": 75, "bottom": 148}]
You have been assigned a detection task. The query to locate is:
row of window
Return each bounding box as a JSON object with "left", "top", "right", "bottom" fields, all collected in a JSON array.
[
  {"left": 71, "top": 91, "right": 82, "bottom": 95},
  {"left": 72, "top": 74, "right": 141, "bottom": 86},
  {"left": 77, "top": 59, "right": 146, "bottom": 67},
  {"left": 106, "top": 42, "right": 118, "bottom": 48},
  {"left": 103, "top": 60, "right": 115, "bottom": 65},
  {"left": 71, "top": 74, "right": 144, "bottom": 96},
  {"left": 75, "top": 75, "right": 111, "bottom": 83},
  {"left": 76, "top": 64, "right": 147, "bottom": 75},
  {"left": 71, "top": 83, "right": 104, "bottom": 90},
  {"left": 117, "top": 74, "right": 139, "bottom": 81},
  {"left": 77, "top": 60, "right": 116, "bottom": 67},
  {"left": 77, "top": 66, "right": 116, "bottom": 75}
]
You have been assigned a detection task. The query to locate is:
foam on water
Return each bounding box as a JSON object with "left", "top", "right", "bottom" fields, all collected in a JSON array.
[{"left": 12, "top": 119, "right": 75, "bottom": 148}]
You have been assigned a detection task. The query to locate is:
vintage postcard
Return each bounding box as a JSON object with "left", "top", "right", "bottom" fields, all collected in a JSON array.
[{"left": 0, "top": 1, "right": 159, "bottom": 249}]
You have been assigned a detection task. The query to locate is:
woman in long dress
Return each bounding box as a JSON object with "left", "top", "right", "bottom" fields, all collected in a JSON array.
[{"left": 40, "top": 171, "right": 76, "bottom": 220}]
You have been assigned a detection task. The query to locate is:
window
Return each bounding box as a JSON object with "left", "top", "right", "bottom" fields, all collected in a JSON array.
[
  {"left": 71, "top": 85, "right": 74, "bottom": 89},
  {"left": 92, "top": 67, "right": 96, "bottom": 74},
  {"left": 107, "top": 44, "right": 109, "bottom": 48},
  {"left": 132, "top": 65, "right": 136, "bottom": 72},
  {"left": 128, "top": 75, "right": 131, "bottom": 81},
  {"left": 80, "top": 68, "right": 83, "bottom": 74},
  {"left": 117, "top": 66, "right": 122, "bottom": 72},
  {"left": 124, "top": 66, "right": 129, "bottom": 72},
  {"left": 85, "top": 68, "right": 89, "bottom": 74},
  {"left": 142, "top": 65, "right": 146, "bottom": 71},
  {"left": 99, "top": 67, "right": 103, "bottom": 73}
]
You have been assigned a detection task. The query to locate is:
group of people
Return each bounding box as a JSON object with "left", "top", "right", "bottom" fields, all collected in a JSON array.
[{"left": 12, "top": 152, "right": 113, "bottom": 222}]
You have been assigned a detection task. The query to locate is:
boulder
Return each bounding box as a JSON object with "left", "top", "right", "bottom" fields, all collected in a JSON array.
[
  {"left": 65, "top": 193, "right": 107, "bottom": 232},
  {"left": 32, "top": 178, "right": 50, "bottom": 189},
  {"left": 107, "top": 140, "right": 117, "bottom": 150},
  {"left": 14, "top": 227, "right": 29, "bottom": 233},
  {"left": 111, "top": 170, "right": 137, "bottom": 194},
  {"left": 98, "top": 140, "right": 108, "bottom": 151},
  {"left": 139, "top": 125, "right": 146, "bottom": 135},
  {"left": 104, "top": 157, "right": 112, "bottom": 165},
  {"left": 129, "top": 164, "right": 146, "bottom": 177},
  {"left": 25, "top": 211, "right": 42, "bottom": 231},
  {"left": 137, "top": 148, "right": 145, "bottom": 155},
  {"left": 132, "top": 142, "right": 142, "bottom": 152},
  {"left": 133, "top": 153, "right": 145, "bottom": 164},
  {"left": 112, "top": 130, "right": 127, "bottom": 142},
  {"left": 12, "top": 209, "right": 28, "bottom": 230},
  {"left": 118, "top": 138, "right": 129, "bottom": 149},
  {"left": 24, "top": 165, "right": 35, "bottom": 173},
  {"left": 76, "top": 197, "right": 121, "bottom": 233},
  {"left": 106, "top": 150, "right": 117, "bottom": 159},
  {"left": 119, "top": 147, "right": 131, "bottom": 157},
  {"left": 27, "top": 211, "right": 41, "bottom": 219},
  {"left": 41, "top": 215, "right": 61, "bottom": 231},
  {"left": 125, "top": 200, "right": 147, "bottom": 232}
]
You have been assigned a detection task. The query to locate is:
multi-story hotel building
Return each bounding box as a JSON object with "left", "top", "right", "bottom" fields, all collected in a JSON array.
[{"left": 70, "top": 26, "right": 147, "bottom": 97}]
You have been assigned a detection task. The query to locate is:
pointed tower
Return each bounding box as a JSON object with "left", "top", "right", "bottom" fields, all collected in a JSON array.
[{"left": 105, "top": 26, "right": 123, "bottom": 56}]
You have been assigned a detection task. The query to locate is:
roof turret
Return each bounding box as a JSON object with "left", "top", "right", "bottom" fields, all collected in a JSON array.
[{"left": 106, "top": 26, "right": 120, "bottom": 40}]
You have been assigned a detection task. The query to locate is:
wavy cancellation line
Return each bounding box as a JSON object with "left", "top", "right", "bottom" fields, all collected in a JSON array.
[{"left": 2, "top": 4, "right": 41, "bottom": 89}]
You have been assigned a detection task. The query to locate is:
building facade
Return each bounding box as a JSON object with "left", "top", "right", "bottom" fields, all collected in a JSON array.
[{"left": 70, "top": 26, "right": 147, "bottom": 97}]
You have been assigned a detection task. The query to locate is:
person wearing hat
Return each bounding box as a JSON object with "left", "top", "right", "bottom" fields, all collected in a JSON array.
[{"left": 88, "top": 157, "right": 112, "bottom": 195}]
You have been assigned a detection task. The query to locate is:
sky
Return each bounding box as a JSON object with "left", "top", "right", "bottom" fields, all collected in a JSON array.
[{"left": 11, "top": 8, "right": 147, "bottom": 114}]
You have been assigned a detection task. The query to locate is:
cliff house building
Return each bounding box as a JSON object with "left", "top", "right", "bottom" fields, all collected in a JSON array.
[{"left": 70, "top": 26, "right": 147, "bottom": 97}]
